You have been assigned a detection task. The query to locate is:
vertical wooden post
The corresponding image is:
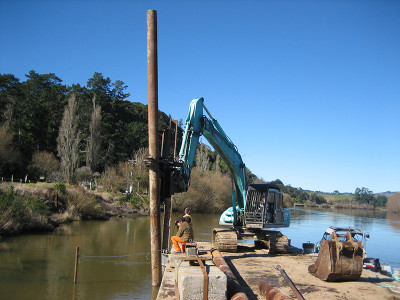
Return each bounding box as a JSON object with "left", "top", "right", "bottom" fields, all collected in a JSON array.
[
  {"left": 147, "top": 9, "right": 161, "bottom": 286},
  {"left": 173, "top": 120, "right": 178, "bottom": 158},
  {"left": 161, "top": 124, "right": 172, "bottom": 251},
  {"left": 73, "top": 246, "right": 79, "bottom": 283},
  {"left": 162, "top": 196, "right": 172, "bottom": 250}
]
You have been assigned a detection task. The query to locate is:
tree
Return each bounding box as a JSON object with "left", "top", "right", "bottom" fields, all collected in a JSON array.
[
  {"left": 0, "top": 74, "right": 22, "bottom": 128},
  {"left": 21, "top": 71, "right": 67, "bottom": 155},
  {"left": 195, "top": 143, "right": 211, "bottom": 171},
  {"left": 133, "top": 147, "right": 148, "bottom": 170},
  {"left": 75, "top": 166, "right": 93, "bottom": 183},
  {"left": 309, "top": 192, "right": 327, "bottom": 204},
  {"left": 373, "top": 194, "right": 388, "bottom": 208},
  {"left": 86, "top": 72, "right": 131, "bottom": 167},
  {"left": 85, "top": 96, "right": 102, "bottom": 172},
  {"left": 354, "top": 187, "right": 374, "bottom": 204},
  {"left": 215, "top": 154, "right": 221, "bottom": 173},
  {"left": 0, "top": 126, "right": 20, "bottom": 174},
  {"left": 57, "top": 94, "right": 80, "bottom": 183},
  {"left": 30, "top": 151, "right": 59, "bottom": 180}
]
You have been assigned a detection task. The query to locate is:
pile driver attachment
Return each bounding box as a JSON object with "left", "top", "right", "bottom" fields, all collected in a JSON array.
[{"left": 308, "top": 231, "right": 364, "bottom": 281}]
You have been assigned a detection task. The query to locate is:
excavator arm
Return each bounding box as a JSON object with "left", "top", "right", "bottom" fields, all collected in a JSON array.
[
  {"left": 177, "top": 98, "right": 247, "bottom": 225},
  {"left": 175, "top": 97, "right": 291, "bottom": 253}
]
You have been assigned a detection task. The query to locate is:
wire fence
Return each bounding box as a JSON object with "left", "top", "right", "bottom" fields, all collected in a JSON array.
[
  {"left": 79, "top": 249, "right": 169, "bottom": 261},
  {"left": 73, "top": 247, "right": 170, "bottom": 283}
]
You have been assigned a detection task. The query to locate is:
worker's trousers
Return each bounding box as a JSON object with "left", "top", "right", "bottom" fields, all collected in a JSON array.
[{"left": 171, "top": 236, "right": 186, "bottom": 252}]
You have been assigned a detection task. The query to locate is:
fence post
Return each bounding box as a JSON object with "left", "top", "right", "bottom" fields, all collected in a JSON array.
[{"left": 74, "top": 246, "right": 79, "bottom": 283}]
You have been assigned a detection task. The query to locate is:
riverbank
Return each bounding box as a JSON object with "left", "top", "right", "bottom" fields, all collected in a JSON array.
[
  {"left": 0, "top": 182, "right": 149, "bottom": 237},
  {"left": 299, "top": 201, "right": 387, "bottom": 210}
]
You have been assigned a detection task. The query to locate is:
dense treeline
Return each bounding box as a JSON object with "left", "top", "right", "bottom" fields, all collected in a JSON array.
[
  {"left": 266, "top": 179, "right": 388, "bottom": 209},
  {"left": 0, "top": 71, "right": 171, "bottom": 180},
  {"left": 0, "top": 71, "right": 394, "bottom": 218}
]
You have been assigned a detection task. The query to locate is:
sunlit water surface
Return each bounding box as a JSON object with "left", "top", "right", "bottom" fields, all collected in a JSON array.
[{"left": 0, "top": 208, "right": 399, "bottom": 299}]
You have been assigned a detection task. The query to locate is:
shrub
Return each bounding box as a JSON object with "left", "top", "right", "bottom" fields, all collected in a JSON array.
[
  {"left": 173, "top": 168, "right": 231, "bottom": 213},
  {"left": 26, "top": 197, "right": 50, "bottom": 217},
  {"left": 99, "top": 162, "right": 149, "bottom": 194},
  {"left": 119, "top": 193, "right": 141, "bottom": 207},
  {"left": 30, "top": 151, "right": 60, "bottom": 180},
  {"left": 304, "top": 200, "right": 318, "bottom": 207},
  {"left": 75, "top": 166, "right": 93, "bottom": 183},
  {"left": 387, "top": 193, "right": 400, "bottom": 213},
  {"left": 67, "top": 187, "right": 103, "bottom": 219},
  {"left": 0, "top": 185, "right": 51, "bottom": 235},
  {"left": 99, "top": 166, "right": 124, "bottom": 193},
  {"left": 54, "top": 182, "right": 67, "bottom": 194}
]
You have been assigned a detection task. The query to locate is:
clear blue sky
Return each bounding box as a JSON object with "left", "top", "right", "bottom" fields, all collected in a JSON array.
[{"left": 1, "top": 0, "right": 399, "bottom": 193}]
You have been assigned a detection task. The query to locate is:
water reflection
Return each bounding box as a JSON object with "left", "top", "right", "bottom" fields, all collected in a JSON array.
[
  {"left": 280, "top": 208, "right": 400, "bottom": 269},
  {"left": 0, "top": 217, "right": 153, "bottom": 300},
  {"left": 0, "top": 210, "right": 399, "bottom": 300},
  {"left": 386, "top": 212, "right": 400, "bottom": 231}
]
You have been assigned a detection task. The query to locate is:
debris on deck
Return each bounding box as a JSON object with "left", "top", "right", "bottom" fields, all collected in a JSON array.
[{"left": 157, "top": 242, "right": 400, "bottom": 300}]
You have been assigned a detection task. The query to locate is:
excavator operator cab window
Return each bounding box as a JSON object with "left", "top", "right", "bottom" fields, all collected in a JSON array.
[
  {"left": 266, "top": 190, "right": 277, "bottom": 223},
  {"left": 267, "top": 191, "right": 275, "bottom": 204},
  {"left": 265, "top": 189, "right": 284, "bottom": 224},
  {"left": 277, "top": 193, "right": 283, "bottom": 209}
]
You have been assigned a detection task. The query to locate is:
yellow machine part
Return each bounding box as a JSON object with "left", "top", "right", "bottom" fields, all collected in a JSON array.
[{"left": 308, "top": 231, "right": 364, "bottom": 282}]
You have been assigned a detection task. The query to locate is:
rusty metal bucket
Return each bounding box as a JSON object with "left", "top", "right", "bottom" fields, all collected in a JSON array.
[{"left": 308, "top": 231, "right": 364, "bottom": 281}]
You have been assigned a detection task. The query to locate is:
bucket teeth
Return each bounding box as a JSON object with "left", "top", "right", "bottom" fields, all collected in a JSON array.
[{"left": 309, "top": 231, "right": 364, "bottom": 282}]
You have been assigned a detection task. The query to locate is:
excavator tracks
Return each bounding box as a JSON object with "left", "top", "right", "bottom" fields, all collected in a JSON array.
[
  {"left": 266, "top": 231, "right": 290, "bottom": 253},
  {"left": 212, "top": 228, "right": 291, "bottom": 253},
  {"left": 255, "top": 230, "right": 291, "bottom": 253},
  {"left": 212, "top": 228, "right": 238, "bottom": 252}
]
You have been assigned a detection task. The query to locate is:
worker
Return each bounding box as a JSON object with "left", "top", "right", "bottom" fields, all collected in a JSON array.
[
  {"left": 258, "top": 197, "right": 265, "bottom": 212},
  {"left": 171, "top": 217, "right": 194, "bottom": 253},
  {"left": 183, "top": 207, "right": 192, "bottom": 224}
]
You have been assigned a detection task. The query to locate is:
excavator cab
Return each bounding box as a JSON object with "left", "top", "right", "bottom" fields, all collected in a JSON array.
[
  {"left": 308, "top": 230, "right": 364, "bottom": 281},
  {"left": 244, "top": 184, "right": 289, "bottom": 228}
]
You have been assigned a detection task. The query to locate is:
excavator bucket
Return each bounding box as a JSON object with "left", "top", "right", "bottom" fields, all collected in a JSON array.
[{"left": 308, "top": 231, "right": 364, "bottom": 281}]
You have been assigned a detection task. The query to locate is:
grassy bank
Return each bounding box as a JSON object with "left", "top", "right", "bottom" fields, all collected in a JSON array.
[{"left": 0, "top": 182, "right": 149, "bottom": 236}]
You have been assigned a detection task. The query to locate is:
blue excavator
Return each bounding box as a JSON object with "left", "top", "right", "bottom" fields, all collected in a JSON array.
[{"left": 176, "top": 97, "right": 291, "bottom": 252}]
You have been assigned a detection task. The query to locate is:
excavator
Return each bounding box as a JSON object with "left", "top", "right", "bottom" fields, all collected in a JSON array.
[{"left": 175, "top": 97, "right": 291, "bottom": 253}]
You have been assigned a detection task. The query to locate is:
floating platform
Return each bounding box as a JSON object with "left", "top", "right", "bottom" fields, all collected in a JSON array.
[{"left": 157, "top": 242, "right": 400, "bottom": 300}]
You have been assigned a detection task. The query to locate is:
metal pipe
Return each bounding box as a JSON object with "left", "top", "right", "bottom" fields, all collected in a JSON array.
[
  {"left": 147, "top": 9, "right": 161, "bottom": 287},
  {"left": 275, "top": 265, "right": 305, "bottom": 300},
  {"left": 211, "top": 249, "right": 249, "bottom": 300},
  {"left": 203, "top": 104, "right": 214, "bottom": 119},
  {"left": 259, "top": 279, "right": 293, "bottom": 300}
]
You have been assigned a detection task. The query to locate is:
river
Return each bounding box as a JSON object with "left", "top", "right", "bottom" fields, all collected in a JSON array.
[{"left": 0, "top": 208, "right": 399, "bottom": 300}]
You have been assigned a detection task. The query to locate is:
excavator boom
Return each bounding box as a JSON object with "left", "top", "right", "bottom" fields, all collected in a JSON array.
[
  {"left": 176, "top": 97, "right": 290, "bottom": 252},
  {"left": 178, "top": 98, "right": 247, "bottom": 225}
]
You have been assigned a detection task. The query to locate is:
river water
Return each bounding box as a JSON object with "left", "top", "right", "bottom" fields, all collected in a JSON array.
[{"left": 0, "top": 208, "right": 399, "bottom": 300}]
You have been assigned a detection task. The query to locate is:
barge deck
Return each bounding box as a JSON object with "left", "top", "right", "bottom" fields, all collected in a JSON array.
[{"left": 157, "top": 242, "right": 400, "bottom": 300}]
